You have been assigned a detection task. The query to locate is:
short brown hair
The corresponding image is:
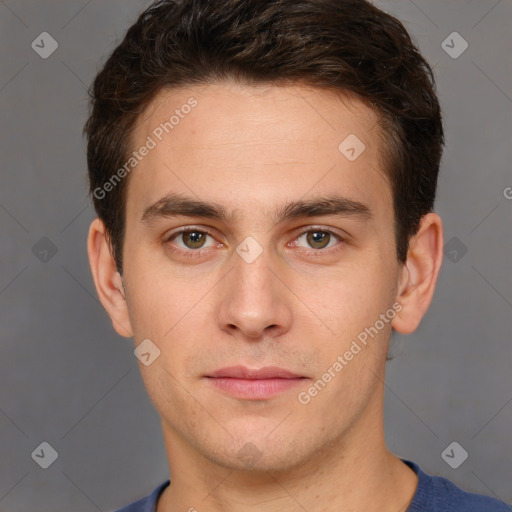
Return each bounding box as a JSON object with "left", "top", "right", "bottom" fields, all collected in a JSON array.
[{"left": 84, "top": 0, "right": 444, "bottom": 273}]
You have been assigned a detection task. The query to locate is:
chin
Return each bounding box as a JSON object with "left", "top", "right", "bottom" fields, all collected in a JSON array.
[{"left": 200, "top": 434, "right": 313, "bottom": 475}]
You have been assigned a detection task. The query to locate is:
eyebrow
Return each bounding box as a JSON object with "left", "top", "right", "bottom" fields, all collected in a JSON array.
[{"left": 140, "top": 192, "right": 372, "bottom": 226}]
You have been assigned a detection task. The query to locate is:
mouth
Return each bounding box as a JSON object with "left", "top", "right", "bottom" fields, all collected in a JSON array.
[{"left": 204, "top": 366, "right": 308, "bottom": 400}]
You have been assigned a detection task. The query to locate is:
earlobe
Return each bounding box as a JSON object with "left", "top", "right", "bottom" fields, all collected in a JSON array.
[
  {"left": 87, "top": 218, "right": 133, "bottom": 338},
  {"left": 391, "top": 213, "right": 444, "bottom": 335}
]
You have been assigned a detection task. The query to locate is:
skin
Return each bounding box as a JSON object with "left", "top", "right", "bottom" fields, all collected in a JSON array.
[{"left": 88, "top": 81, "right": 443, "bottom": 512}]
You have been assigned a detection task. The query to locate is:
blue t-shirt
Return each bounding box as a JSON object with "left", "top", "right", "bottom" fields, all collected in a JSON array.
[{"left": 115, "top": 459, "right": 511, "bottom": 511}]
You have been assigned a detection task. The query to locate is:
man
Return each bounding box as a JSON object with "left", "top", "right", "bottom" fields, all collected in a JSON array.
[{"left": 84, "top": 0, "right": 510, "bottom": 510}]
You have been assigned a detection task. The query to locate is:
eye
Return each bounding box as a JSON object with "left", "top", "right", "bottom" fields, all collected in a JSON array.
[
  {"left": 164, "top": 226, "right": 345, "bottom": 259},
  {"left": 293, "top": 229, "right": 344, "bottom": 251},
  {"left": 166, "top": 228, "right": 217, "bottom": 251}
]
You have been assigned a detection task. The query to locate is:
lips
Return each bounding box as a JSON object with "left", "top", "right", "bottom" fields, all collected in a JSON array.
[
  {"left": 204, "top": 366, "right": 308, "bottom": 400},
  {"left": 207, "top": 365, "right": 304, "bottom": 379}
]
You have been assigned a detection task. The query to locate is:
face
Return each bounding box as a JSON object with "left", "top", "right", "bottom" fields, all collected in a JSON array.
[{"left": 116, "top": 82, "right": 406, "bottom": 472}]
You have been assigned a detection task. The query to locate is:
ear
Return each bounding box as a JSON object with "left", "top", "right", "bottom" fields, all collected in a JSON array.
[
  {"left": 392, "top": 212, "right": 444, "bottom": 334},
  {"left": 87, "top": 218, "right": 133, "bottom": 338}
]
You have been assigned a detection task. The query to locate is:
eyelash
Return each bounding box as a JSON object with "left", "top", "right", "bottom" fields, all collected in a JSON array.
[{"left": 164, "top": 226, "right": 346, "bottom": 258}]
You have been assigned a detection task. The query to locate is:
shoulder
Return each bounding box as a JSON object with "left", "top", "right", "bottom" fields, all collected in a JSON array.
[
  {"left": 402, "top": 459, "right": 511, "bottom": 512},
  {"left": 114, "top": 480, "right": 170, "bottom": 512}
]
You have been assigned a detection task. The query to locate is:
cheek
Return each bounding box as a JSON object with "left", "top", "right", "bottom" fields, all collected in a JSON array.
[
  {"left": 124, "top": 268, "right": 180, "bottom": 343},
  {"left": 122, "top": 239, "right": 186, "bottom": 333},
  {"left": 123, "top": 235, "right": 215, "bottom": 313},
  {"left": 310, "top": 259, "right": 396, "bottom": 337},
  {"left": 137, "top": 360, "right": 194, "bottom": 433}
]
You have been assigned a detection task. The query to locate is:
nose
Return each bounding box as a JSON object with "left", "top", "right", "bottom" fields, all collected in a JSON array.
[{"left": 216, "top": 241, "right": 293, "bottom": 341}]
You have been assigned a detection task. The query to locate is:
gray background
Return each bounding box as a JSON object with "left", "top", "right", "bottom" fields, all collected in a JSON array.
[{"left": 0, "top": 0, "right": 510, "bottom": 510}]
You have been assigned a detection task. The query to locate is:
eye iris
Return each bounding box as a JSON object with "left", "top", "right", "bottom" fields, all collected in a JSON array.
[
  {"left": 307, "top": 231, "right": 330, "bottom": 249},
  {"left": 183, "top": 231, "right": 206, "bottom": 249}
]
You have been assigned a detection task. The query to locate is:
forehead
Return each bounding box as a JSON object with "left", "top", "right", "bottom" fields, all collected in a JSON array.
[
  {"left": 126, "top": 81, "right": 391, "bottom": 223},
  {"left": 135, "top": 81, "right": 381, "bottom": 148}
]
